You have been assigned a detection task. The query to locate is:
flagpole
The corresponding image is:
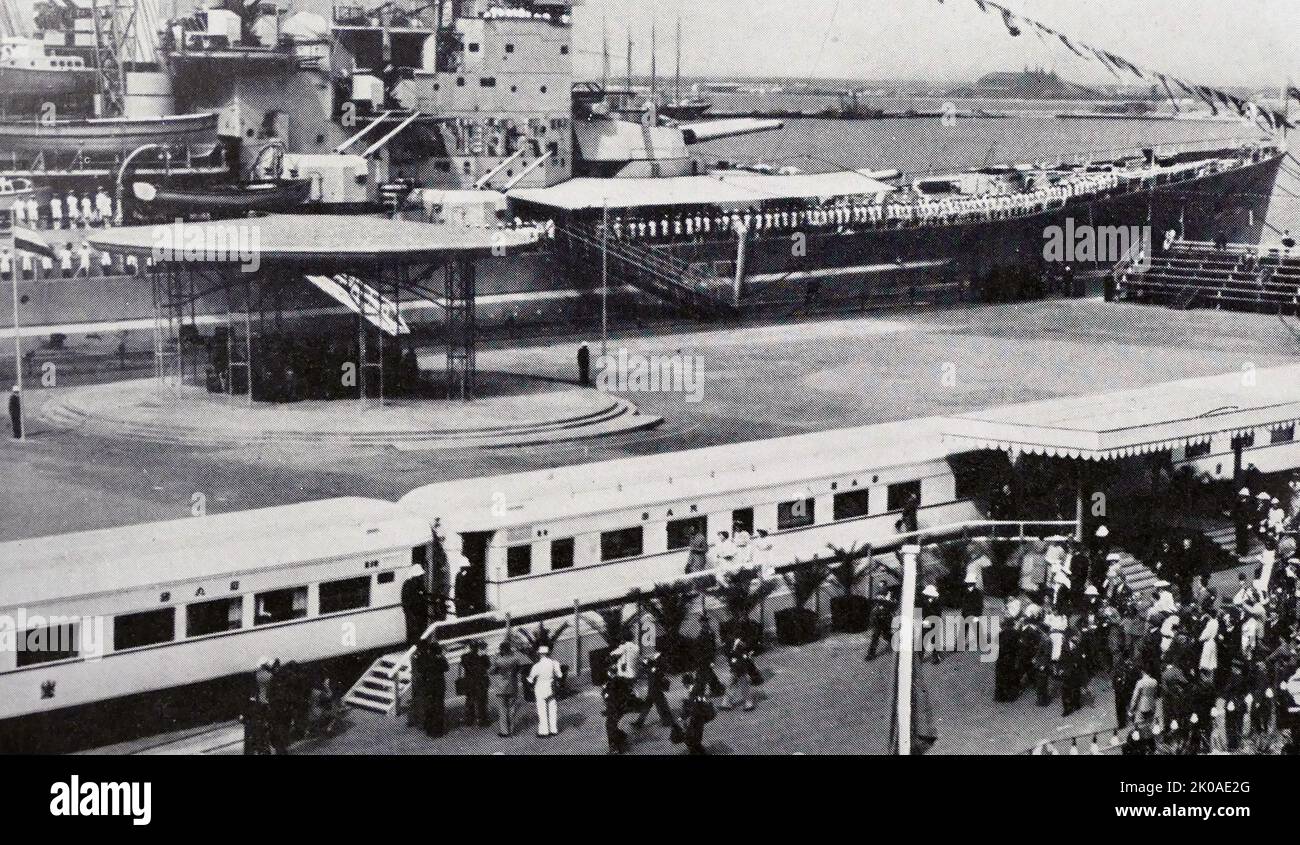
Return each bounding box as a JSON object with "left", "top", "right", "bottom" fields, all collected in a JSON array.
[
  {"left": 601, "top": 197, "right": 609, "bottom": 357},
  {"left": 10, "top": 227, "right": 24, "bottom": 442}
]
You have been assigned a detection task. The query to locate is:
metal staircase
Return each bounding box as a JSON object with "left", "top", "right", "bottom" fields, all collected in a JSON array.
[
  {"left": 342, "top": 648, "right": 414, "bottom": 715},
  {"left": 558, "top": 221, "right": 737, "bottom": 318}
]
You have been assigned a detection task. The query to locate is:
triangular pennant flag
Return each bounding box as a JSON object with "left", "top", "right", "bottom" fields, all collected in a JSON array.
[
  {"left": 1287, "top": 86, "right": 1300, "bottom": 105},
  {"left": 1091, "top": 48, "right": 1124, "bottom": 80},
  {"left": 1058, "top": 33, "right": 1087, "bottom": 58},
  {"left": 1157, "top": 74, "right": 1181, "bottom": 113},
  {"left": 996, "top": 5, "right": 1021, "bottom": 36},
  {"left": 973, "top": 0, "right": 989, "bottom": 13}
]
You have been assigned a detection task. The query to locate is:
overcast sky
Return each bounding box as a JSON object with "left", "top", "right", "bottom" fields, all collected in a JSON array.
[{"left": 571, "top": 0, "right": 1300, "bottom": 88}]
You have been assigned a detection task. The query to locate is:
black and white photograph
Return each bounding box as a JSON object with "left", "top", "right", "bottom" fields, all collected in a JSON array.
[{"left": 1, "top": 0, "right": 1298, "bottom": 822}]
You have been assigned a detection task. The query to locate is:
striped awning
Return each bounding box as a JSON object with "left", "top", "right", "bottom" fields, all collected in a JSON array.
[{"left": 942, "top": 365, "right": 1300, "bottom": 462}]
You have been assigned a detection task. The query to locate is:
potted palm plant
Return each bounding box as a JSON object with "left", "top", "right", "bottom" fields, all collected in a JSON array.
[
  {"left": 585, "top": 604, "right": 635, "bottom": 685},
  {"left": 644, "top": 581, "right": 697, "bottom": 673},
  {"left": 513, "top": 620, "right": 571, "bottom": 700},
  {"left": 776, "top": 560, "right": 831, "bottom": 645},
  {"left": 717, "top": 566, "right": 777, "bottom": 651},
  {"left": 827, "top": 543, "right": 874, "bottom": 633}
]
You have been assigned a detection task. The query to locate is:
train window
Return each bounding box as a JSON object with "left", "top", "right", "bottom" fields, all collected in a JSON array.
[
  {"left": 550, "top": 538, "right": 575, "bottom": 570},
  {"left": 377, "top": 571, "right": 396, "bottom": 584},
  {"left": 254, "top": 587, "right": 308, "bottom": 625},
  {"left": 777, "top": 498, "right": 815, "bottom": 531},
  {"left": 15, "top": 622, "right": 78, "bottom": 667},
  {"left": 1184, "top": 440, "right": 1213, "bottom": 459},
  {"left": 114, "top": 608, "right": 175, "bottom": 650},
  {"left": 732, "top": 508, "right": 754, "bottom": 534},
  {"left": 320, "top": 576, "right": 372, "bottom": 614},
  {"left": 1271, "top": 425, "right": 1295, "bottom": 444},
  {"left": 666, "top": 516, "right": 707, "bottom": 550},
  {"left": 833, "top": 489, "right": 871, "bottom": 521},
  {"left": 601, "top": 527, "right": 643, "bottom": 562},
  {"left": 887, "top": 480, "right": 922, "bottom": 512},
  {"left": 187, "top": 597, "right": 243, "bottom": 637},
  {"left": 506, "top": 545, "right": 533, "bottom": 578}
]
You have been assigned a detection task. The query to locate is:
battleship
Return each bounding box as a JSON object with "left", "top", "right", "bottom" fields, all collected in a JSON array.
[{"left": 0, "top": 0, "right": 1287, "bottom": 335}]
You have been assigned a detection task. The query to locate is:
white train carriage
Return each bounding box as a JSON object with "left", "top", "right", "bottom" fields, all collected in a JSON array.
[
  {"left": 0, "top": 498, "right": 430, "bottom": 725},
  {"left": 401, "top": 417, "right": 985, "bottom": 614}
]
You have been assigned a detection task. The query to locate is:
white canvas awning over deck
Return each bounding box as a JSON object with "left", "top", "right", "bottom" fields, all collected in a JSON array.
[
  {"left": 508, "top": 170, "right": 895, "bottom": 212},
  {"left": 941, "top": 365, "right": 1300, "bottom": 462}
]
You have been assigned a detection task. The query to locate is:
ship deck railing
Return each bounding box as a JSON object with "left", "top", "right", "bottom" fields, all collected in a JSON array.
[{"left": 595, "top": 141, "right": 1274, "bottom": 249}]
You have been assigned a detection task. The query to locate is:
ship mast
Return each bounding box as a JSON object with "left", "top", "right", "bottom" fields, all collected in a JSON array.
[
  {"left": 674, "top": 16, "right": 681, "bottom": 105},
  {"left": 625, "top": 28, "right": 632, "bottom": 94},
  {"left": 601, "top": 15, "right": 609, "bottom": 90},
  {"left": 650, "top": 16, "right": 656, "bottom": 104}
]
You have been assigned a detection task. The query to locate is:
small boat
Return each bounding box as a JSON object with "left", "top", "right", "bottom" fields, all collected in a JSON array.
[
  {"left": 0, "top": 112, "right": 219, "bottom": 157},
  {"left": 0, "top": 176, "right": 35, "bottom": 212},
  {"left": 659, "top": 98, "right": 713, "bottom": 121},
  {"left": 131, "top": 178, "right": 314, "bottom": 217},
  {"left": 0, "top": 37, "right": 96, "bottom": 99}
]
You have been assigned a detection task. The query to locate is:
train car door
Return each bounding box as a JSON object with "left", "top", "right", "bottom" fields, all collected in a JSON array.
[
  {"left": 457, "top": 532, "right": 492, "bottom": 614},
  {"left": 732, "top": 508, "right": 754, "bottom": 535}
]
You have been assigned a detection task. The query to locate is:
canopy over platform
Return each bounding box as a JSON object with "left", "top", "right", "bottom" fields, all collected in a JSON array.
[
  {"left": 941, "top": 364, "right": 1300, "bottom": 461},
  {"left": 508, "top": 170, "right": 896, "bottom": 212},
  {"left": 86, "top": 214, "right": 538, "bottom": 264}
]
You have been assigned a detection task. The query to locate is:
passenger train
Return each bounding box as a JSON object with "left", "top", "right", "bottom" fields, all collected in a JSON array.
[
  {"left": 0, "top": 417, "right": 988, "bottom": 750},
  {"left": 3, "top": 411, "right": 1297, "bottom": 751}
]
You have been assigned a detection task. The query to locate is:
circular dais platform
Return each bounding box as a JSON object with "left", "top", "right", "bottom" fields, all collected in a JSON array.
[{"left": 40, "top": 376, "right": 662, "bottom": 450}]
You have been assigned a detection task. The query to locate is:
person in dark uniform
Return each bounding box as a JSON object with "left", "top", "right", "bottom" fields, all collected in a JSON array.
[
  {"left": 1234, "top": 487, "right": 1253, "bottom": 556},
  {"left": 576, "top": 341, "right": 590, "bottom": 386},
  {"left": 1111, "top": 653, "right": 1135, "bottom": 729},
  {"left": 958, "top": 573, "right": 983, "bottom": 618},
  {"left": 454, "top": 564, "right": 482, "bottom": 617},
  {"left": 901, "top": 491, "right": 920, "bottom": 534},
  {"left": 601, "top": 672, "right": 641, "bottom": 754},
  {"left": 1059, "top": 629, "right": 1088, "bottom": 717},
  {"left": 866, "top": 581, "right": 898, "bottom": 661},
  {"left": 693, "top": 616, "right": 726, "bottom": 697},
  {"left": 423, "top": 642, "right": 450, "bottom": 737},
  {"left": 267, "top": 660, "right": 293, "bottom": 754},
  {"left": 1033, "top": 627, "right": 1054, "bottom": 706},
  {"left": 8, "top": 386, "right": 21, "bottom": 439},
  {"left": 994, "top": 616, "right": 1020, "bottom": 702},
  {"left": 461, "top": 640, "right": 492, "bottom": 728},
  {"left": 400, "top": 572, "right": 429, "bottom": 645},
  {"left": 679, "top": 674, "right": 715, "bottom": 755},
  {"left": 632, "top": 650, "right": 682, "bottom": 742}
]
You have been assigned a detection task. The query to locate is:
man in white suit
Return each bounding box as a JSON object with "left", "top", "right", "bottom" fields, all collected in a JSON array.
[{"left": 527, "top": 646, "right": 562, "bottom": 737}]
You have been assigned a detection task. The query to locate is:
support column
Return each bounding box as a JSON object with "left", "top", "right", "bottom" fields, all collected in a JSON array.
[
  {"left": 445, "top": 254, "right": 477, "bottom": 401},
  {"left": 1075, "top": 460, "right": 1086, "bottom": 542},
  {"left": 895, "top": 543, "right": 920, "bottom": 756}
]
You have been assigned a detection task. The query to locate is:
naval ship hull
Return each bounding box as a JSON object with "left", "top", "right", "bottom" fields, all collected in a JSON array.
[{"left": 5, "top": 150, "right": 1285, "bottom": 339}]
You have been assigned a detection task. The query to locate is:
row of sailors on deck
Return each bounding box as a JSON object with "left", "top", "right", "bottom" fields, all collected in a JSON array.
[
  {"left": 7, "top": 189, "right": 116, "bottom": 230},
  {"left": 598, "top": 171, "right": 1127, "bottom": 242}
]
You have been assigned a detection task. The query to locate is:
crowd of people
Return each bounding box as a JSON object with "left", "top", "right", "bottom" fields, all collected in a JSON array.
[
  {"left": 8, "top": 186, "right": 117, "bottom": 231},
  {"left": 394, "top": 610, "right": 765, "bottom": 756},
  {"left": 0, "top": 241, "right": 147, "bottom": 283},
  {"left": 593, "top": 170, "right": 1136, "bottom": 246},
  {"left": 244, "top": 657, "right": 343, "bottom": 755},
  {"left": 979, "top": 501, "right": 1300, "bottom": 755}
]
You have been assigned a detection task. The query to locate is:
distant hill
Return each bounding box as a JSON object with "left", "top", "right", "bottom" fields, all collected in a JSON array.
[{"left": 947, "top": 67, "right": 1105, "bottom": 100}]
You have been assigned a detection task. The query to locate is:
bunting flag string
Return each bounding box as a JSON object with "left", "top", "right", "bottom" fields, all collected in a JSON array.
[{"left": 949, "top": 0, "right": 1286, "bottom": 134}]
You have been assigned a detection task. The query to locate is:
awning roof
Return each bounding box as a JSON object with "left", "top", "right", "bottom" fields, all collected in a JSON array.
[
  {"left": 86, "top": 214, "right": 537, "bottom": 264},
  {"left": 941, "top": 364, "right": 1300, "bottom": 461},
  {"left": 508, "top": 170, "right": 895, "bottom": 211}
]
